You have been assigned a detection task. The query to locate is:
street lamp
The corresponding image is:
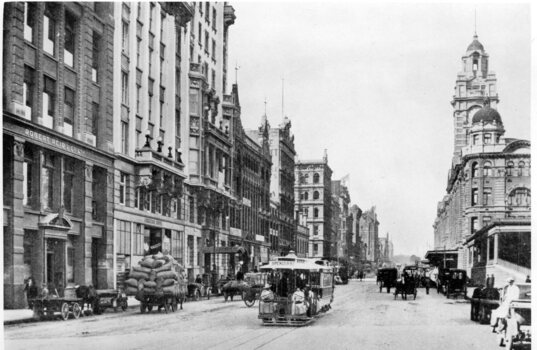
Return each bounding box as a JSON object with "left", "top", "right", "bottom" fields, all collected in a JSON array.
[{"left": 144, "top": 129, "right": 151, "bottom": 148}]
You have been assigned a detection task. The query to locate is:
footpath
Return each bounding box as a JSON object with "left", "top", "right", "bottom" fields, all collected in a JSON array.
[{"left": 3, "top": 294, "right": 231, "bottom": 326}]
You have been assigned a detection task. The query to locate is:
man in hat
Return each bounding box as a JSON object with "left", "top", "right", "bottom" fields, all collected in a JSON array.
[{"left": 491, "top": 277, "right": 520, "bottom": 332}]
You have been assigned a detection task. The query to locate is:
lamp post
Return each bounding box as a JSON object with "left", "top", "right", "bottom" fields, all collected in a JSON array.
[
  {"left": 143, "top": 129, "right": 151, "bottom": 148},
  {"left": 157, "top": 136, "right": 163, "bottom": 153}
]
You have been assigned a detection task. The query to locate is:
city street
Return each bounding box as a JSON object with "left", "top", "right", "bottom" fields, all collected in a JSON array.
[{"left": 5, "top": 279, "right": 504, "bottom": 350}]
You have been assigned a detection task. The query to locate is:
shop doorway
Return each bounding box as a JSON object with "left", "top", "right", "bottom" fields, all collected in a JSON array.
[{"left": 45, "top": 238, "right": 65, "bottom": 295}]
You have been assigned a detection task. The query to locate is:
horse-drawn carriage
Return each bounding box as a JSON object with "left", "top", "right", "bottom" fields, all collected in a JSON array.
[
  {"left": 394, "top": 274, "right": 417, "bottom": 300},
  {"left": 437, "top": 268, "right": 467, "bottom": 299},
  {"left": 30, "top": 285, "right": 99, "bottom": 321},
  {"left": 377, "top": 268, "right": 398, "bottom": 293}
]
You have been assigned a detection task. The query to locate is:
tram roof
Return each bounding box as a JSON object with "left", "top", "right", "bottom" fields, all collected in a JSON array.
[{"left": 260, "top": 253, "right": 332, "bottom": 271}]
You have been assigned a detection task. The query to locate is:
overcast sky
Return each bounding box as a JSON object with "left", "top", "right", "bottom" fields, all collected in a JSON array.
[{"left": 227, "top": 2, "right": 531, "bottom": 257}]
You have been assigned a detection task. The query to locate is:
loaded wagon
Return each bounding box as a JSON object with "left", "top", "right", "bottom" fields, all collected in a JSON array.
[{"left": 377, "top": 268, "right": 398, "bottom": 293}]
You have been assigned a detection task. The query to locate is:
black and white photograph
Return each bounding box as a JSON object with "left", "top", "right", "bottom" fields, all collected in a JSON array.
[{"left": 1, "top": 1, "right": 533, "bottom": 349}]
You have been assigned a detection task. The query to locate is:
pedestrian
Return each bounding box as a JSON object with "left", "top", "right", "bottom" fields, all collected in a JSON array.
[
  {"left": 260, "top": 284, "right": 275, "bottom": 314},
  {"left": 236, "top": 269, "right": 244, "bottom": 281},
  {"left": 525, "top": 275, "right": 531, "bottom": 283},
  {"left": 195, "top": 274, "right": 202, "bottom": 284},
  {"left": 491, "top": 277, "right": 520, "bottom": 332},
  {"left": 24, "top": 277, "right": 39, "bottom": 309}
]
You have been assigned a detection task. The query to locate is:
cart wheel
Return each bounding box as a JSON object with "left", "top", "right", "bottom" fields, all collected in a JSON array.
[
  {"left": 61, "top": 302, "right": 70, "bottom": 321},
  {"left": 121, "top": 299, "right": 128, "bottom": 311},
  {"left": 72, "top": 303, "right": 81, "bottom": 319},
  {"left": 140, "top": 303, "right": 146, "bottom": 314}
]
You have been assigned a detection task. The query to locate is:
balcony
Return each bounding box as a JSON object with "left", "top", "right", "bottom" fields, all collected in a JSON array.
[
  {"left": 224, "top": 4, "right": 236, "bottom": 26},
  {"left": 135, "top": 146, "right": 185, "bottom": 176},
  {"left": 160, "top": 2, "right": 194, "bottom": 27}
]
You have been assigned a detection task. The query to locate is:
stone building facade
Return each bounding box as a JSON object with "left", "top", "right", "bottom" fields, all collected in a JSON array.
[
  {"left": 432, "top": 34, "right": 531, "bottom": 284},
  {"left": 3, "top": 2, "right": 116, "bottom": 307},
  {"left": 359, "top": 207, "right": 380, "bottom": 266},
  {"left": 294, "top": 153, "right": 333, "bottom": 258}
]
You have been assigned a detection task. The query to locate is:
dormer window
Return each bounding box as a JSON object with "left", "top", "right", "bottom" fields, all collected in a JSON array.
[{"left": 483, "top": 133, "right": 491, "bottom": 144}]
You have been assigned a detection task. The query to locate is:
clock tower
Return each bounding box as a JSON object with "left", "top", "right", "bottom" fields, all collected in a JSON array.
[{"left": 451, "top": 33, "right": 499, "bottom": 165}]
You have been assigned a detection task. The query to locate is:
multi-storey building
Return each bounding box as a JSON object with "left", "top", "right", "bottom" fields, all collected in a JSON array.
[
  {"left": 431, "top": 34, "right": 531, "bottom": 284},
  {"left": 294, "top": 152, "right": 333, "bottom": 258},
  {"left": 229, "top": 98, "right": 273, "bottom": 271},
  {"left": 265, "top": 117, "right": 296, "bottom": 255},
  {"left": 295, "top": 221, "right": 309, "bottom": 258},
  {"left": 378, "top": 233, "right": 394, "bottom": 266},
  {"left": 349, "top": 204, "right": 363, "bottom": 267},
  {"left": 110, "top": 2, "right": 193, "bottom": 286},
  {"left": 359, "top": 206, "right": 379, "bottom": 266},
  {"left": 332, "top": 180, "right": 352, "bottom": 263},
  {"left": 3, "top": 2, "right": 116, "bottom": 308}
]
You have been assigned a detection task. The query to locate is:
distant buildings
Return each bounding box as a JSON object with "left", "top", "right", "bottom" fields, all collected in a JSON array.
[
  {"left": 360, "top": 207, "right": 380, "bottom": 267},
  {"left": 430, "top": 33, "right": 531, "bottom": 284}
]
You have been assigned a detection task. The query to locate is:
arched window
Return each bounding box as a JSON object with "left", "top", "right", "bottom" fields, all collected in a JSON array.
[
  {"left": 313, "top": 207, "right": 319, "bottom": 218},
  {"left": 304, "top": 191, "right": 309, "bottom": 200},
  {"left": 506, "top": 161, "right": 514, "bottom": 176},
  {"left": 313, "top": 173, "right": 320, "bottom": 184},
  {"left": 518, "top": 161, "right": 526, "bottom": 176},
  {"left": 471, "top": 162, "right": 479, "bottom": 178},
  {"left": 483, "top": 161, "right": 492, "bottom": 177},
  {"left": 313, "top": 191, "right": 319, "bottom": 200},
  {"left": 507, "top": 188, "right": 530, "bottom": 207}
]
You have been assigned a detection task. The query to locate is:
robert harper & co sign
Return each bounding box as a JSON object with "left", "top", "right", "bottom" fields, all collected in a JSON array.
[{"left": 25, "top": 128, "right": 85, "bottom": 156}]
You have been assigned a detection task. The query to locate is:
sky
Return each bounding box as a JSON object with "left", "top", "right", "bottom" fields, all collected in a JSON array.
[{"left": 227, "top": 2, "right": 531, "bottom": 257}]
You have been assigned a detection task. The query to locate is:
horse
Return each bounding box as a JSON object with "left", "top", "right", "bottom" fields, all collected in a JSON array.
[
  {"left": 75, "top": 285, "right": 98, "bottom": 315},
  {"left": 222, "top": 280, "right": 249, "bottom": 301}
]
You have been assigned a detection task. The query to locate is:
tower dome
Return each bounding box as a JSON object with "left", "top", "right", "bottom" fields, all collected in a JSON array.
[
  {"left": 467, "top": 34, "right": 484, "bottom": 52},
  {"left": 472, "top": 105, "right": 502, "bottom": 125}
]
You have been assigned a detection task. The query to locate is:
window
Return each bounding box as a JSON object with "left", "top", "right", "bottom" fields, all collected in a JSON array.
[
  {"left": 117, "top": 220, "right": 131, "bottom": 255},
  {"left": 43, "top": 10, "right": 56, "bottom": 55},
  {"left": 41, "top": 153, "right": 54, "bottom": 210},
  {"left": 134, "top": 224, "right": 144, "bottom": 255},
  {"left": 472, "top": 58, "right": 478, "bottom": 72},
  {"left": 483, "top": 161, "right": 492, "bottom": 177},
  {"left": 23, "top": 66, "right": 35, "bottom": 120},
  {"left": 149, "top": 3, "right": 155, "bottom": 31},
  {"left": 92, "top": 32, "right": 100, "bottom": 83},
  {"left": 189, "top": 196, "right": 195, "bottom": 223},
  {"left": 483, "top": 133, "right": 491, "bottom": 144},
  {"left": 313, "top": 225, "right": 318, "bottom": 235},
  {"left": 471, "top": 162, "right": 479, "bottom": 178},
  {"left": 42, "top": 76, "right": 56, "bottom": 128},
  {"left": 313, "top": 173, "right": 320, "bottom": 183},
  {"left": 136, "top": 37, "right": 141, "bottom": 68},
  {"left": 119, "top": 172, "right": 127, "bottom": 205},
  {"left": 508, "top": 188, "right": 530, "bottom": 207},
  {"left": 204, "top": 31, "right": 209, "bottom": 53},
  {"left": 63, "top": 157, "right": 74, "bottom": 212},
  {"left": 205, "top": 3, "right": 210, "bottom": 22},
  {"left": 483, "top": 188, "right": 492, "bottom": 206},
  {"left": 313, "top": 191, "right": 319, "bottom": 200},
  {"left": 63, "top": 88, "right": 75, "bottom": 136},
  {"left": 212, "top": 40, "right": 216, "bottom": 60},
  {"left": 137, "top": 2, "right": 141, "bottom": 19},
  {"left": 518, "top": 161, "right": 526, "bottom": 176},
  {"left": 171, "top": 230, "right": 184, "bottom": 263},
  {"left": 314, "top": 208, "right": 319, "bottom": 218},
  {"left": 121, "top": 71, "right": 129, "bottom": 105},
  {"left": 187, "top": 235, "right": 194, "bottom": 266},
  {"left": 64, "top": 12, "right": 76, "bottom": 67},
  {"left": 24, "top": 2, "right": 36, "bottom": 43},
  {"left": 470, "top": 217, "right": 478, "bottom": 234},
  {"left": 136, "top": 84, "right": 141, "bottom": 115},
  {"left": 313, "top": 244, "right": 318, "bottom": 255},
  {"left": 121, "top": 121, "right": 129, "bottom": 154},
  {"left": 483, "top": 216, "right": 491, "bottom": 228},
  {"left": 23, "top": 147, "right": 34, "bottom": 206},
  {"left": 198, "top": 23, "right": 202, "bottom": 45},
  {"left": 506, "top": 161, "right": 514, "bottom": 176},
  {"left": 212, "top": 8, "right": 217, "bottom": 30},
  {"left": 203, "top": 62, "right": 209, "bottom": 80},
  {"left": 471, "top": 188, "right": 478, "bottom": 206},
  {"left": 189, "top": 88, "right": 199, "bottom": 115},
  {"left": 211, "top": 69, "right": 215, "bottom": 88},
  {"left": 303, "top": 208, "right": 308, "bottom": 217},
  {"left": 122, "top": 21, "right": 129, "bottom": 54},
  {"left": 473, "top": 134, "right": 479, "bottom": 145},
  {"left": 91, "top": 102, "right": 99, "bottom": 135},
  {"left": 303, "top": 192, "right": 309, "bottom": 200}
]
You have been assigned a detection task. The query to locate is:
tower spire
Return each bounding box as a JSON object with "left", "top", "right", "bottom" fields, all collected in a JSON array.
[
  {"left": 281, "top": 76, "right": 285, "bottom": 121},
  {"left": 474, "top": 8, "right": 477, "bottom": 36},
  {"left": 264, "top": 97, "right": 267, "bottom": 115}
]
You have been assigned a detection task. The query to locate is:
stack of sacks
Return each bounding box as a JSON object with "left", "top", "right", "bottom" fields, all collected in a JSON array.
[{"left": 124, "top": 252, "right": 186, "bottom": 298}]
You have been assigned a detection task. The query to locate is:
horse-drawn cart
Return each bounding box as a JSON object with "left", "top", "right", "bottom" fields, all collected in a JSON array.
[
  {"left": 94, "top": 289, "right": 128, "bottom": 314},
  {"left": 30, "top": 297, "right": 84, "bottom": 321},
  {"left": 242, "top": 273, "right": 268, "bottom": 307},
  {"left": 138, "top": 291, "right": 183, "bottom": 314}
]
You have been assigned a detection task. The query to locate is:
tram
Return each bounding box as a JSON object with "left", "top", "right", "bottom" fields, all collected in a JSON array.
[{"left": 257, "top": 251, "right": 335, "bottom": 326}]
